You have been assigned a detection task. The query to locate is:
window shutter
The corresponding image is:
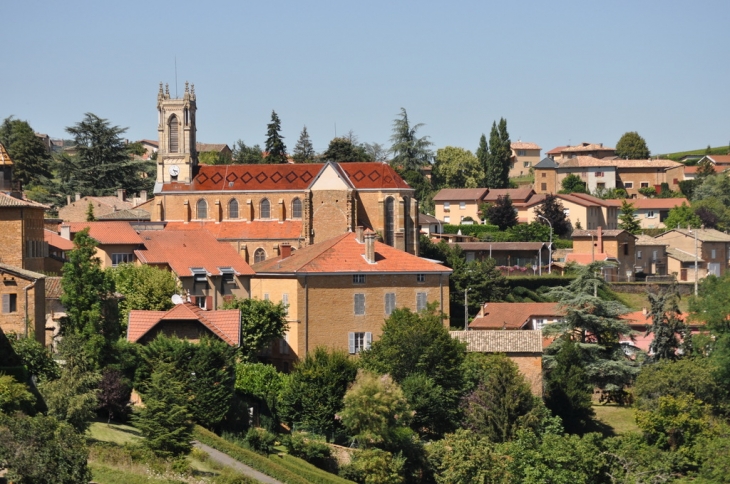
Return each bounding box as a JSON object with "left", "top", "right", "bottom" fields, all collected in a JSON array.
[
  {"left": 355, "top": 294, "right": 365, "bottom": 315},
  {"left": 2, "top": 294, "right": 9, "bottom": 314},
  {"left": 206, "top": 296, "right": 213, "bottom": 310},
  {"left": 385, "top": 293, "right": 395, "bottom": 315},
  {"left": 348, "top": 332, "right": 355, "bottom": 354},
  {"left": 365, "top": 332, "right": 372, "bottom": 350},
  {"left": 417, "top": 292, "right": 427, "bottom": 312}
]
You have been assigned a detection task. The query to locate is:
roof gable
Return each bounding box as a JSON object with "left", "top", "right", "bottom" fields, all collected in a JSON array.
[{"left": 310, "top": 162, "right": 353, "bottom": 190}]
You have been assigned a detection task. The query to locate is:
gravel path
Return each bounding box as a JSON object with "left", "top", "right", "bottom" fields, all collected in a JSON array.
[{"left": 193, "top": 441, "right": 284, "bottom": 484}]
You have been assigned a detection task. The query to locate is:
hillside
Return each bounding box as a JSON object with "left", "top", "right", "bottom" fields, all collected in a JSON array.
[{"left": 656, "top": 145, "right": 729, "bottom": 161}]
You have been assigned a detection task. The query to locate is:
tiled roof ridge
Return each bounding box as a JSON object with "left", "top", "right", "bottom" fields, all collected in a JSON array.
[{"left": 185, "top": 303, "right": 237, "bottom": 345}]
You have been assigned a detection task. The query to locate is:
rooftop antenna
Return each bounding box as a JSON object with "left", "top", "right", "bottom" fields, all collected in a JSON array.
[
  {"left": 175, "top": 56, "right": 178, "bottom": 98},
  {"left": 334, "top": 122, "right": 337, "bottom": 138}
]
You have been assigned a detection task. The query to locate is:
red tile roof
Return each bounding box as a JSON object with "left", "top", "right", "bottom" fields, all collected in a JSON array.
[
  {"left": 135, "top": 229, "right": 254, "bottom": 276},
  {"left": 707, "top": 155, "right": 730, "bottom": 164},
  {"left": 160, "top": 162, "right": 411, "bottom": 193},
  {"left": 44, "top": 229, "right": 74, "bottom": 251},
  {"left": 165, "top": 221, "right": 303, "bottom": 240},
  {"left": 630, "top": 198, "right": 689, "bottom": 209},
  {"left": 68, "top": 221, "right": 143, "bottom": 245},
  {"left": 511, "top": 142, "right": 541, "bottom": 150},
  {"left": 252, "top": 232, "right": 451, "bottom": 274},
  {"left": 433, "top": 188, "right": 489, "bottom": 201},
  {"left": 482, "top": 187, "right": 535, "bottom": 203},
  {"left": 546, "top": 146, "right": 569, "bottom": 155},
  {"left": 469, "top": 302, "right": 563, "bottom": 330},
  {"left": 561, "top": 143, "right": 615, "bottom": 153},
  {"left": 127, "top": 302, "right": 241, "bottom": 346}
]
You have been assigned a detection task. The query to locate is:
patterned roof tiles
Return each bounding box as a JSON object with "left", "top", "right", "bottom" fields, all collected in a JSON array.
[
  {"left": 0, "top": 192, "right": 48, "bottom": 208},
  {"left": 0, "top": 143, "right": 13, "bottom": 165},
  {"left": 450, "top": 330, "right": 543, "bottom": 353}
]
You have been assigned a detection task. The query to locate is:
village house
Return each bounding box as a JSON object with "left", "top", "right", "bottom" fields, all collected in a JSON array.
[
  {"left": 631, "top": 198, "right": 689, "bottom": 229},
  {"left": 432, "top": 188, "right": 488, "bottom": 225},
  {"left": 520, "top": 192, "right": 619, "bottom": 231},
  {"left": 127, "top": 302, "right": 241, "bottom": 346},
  {"left": 58, "top": 190, "right": 149, "bottom": 222},
  {"left": 0, "top": 263, "right": 46, "bottom": 346},
  {"left": 57, "top": 221, "right": 144, "bottom": 269},
  {"left": 546, "top": 142, "right": 616, "bottom": 161},
  {"left": 509, "top": 142, "right": 542, "bottom": 178},
  {"left": 43, "top": 228, "right": 74, "bottom": 274},
  {"left": 634, "top": 235, "right": 669, "bottom": 276},
  {"left": 568, "top": 228, "right": 637, "bottom": 281},
  {"left": 134, "top": 229, "right": 254, "bottom": 310},
  {"left": 449, "top": 241, "right": 552, "bottom": 269},
  {"left": 250, "top": 228, "right": 451, "bottom": 369},
  {"left": 655, "top": 228, "right": 730, "bottom": 281},
  {"left": 468, "top": 302, "right": 563, "bottom": 330},
  {"left": 151, "top": 83, "right": 418, "bottom": 258}
]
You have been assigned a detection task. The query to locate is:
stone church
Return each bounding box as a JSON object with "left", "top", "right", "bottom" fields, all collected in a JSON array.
[{"left": 149, "top": 82, "right": 419, "bottom": 262}]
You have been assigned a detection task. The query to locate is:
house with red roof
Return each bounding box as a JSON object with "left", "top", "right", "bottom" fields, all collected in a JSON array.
[
  {"left": 56, "top": 221, "right": 144, "bottom": 269},
  {"left": 509, "top": 141, "right": 542, "bottom": 178},
  {"left": 127, "top": 302, "right": 240, "bottom": 346},
  {"left": 521, "top": 192, "right": 619, "bottom": 231},
  {"left": 250, "top": 228, "right": 452, "bottom": 368},
  {"left": 135, "top": 229, "right": 254, "bottom": 310},
  {"left": 631, "top": 198, "right": 689, "bottom": 229},
  {"left": 568, "top": 228, "right": 637, "bottom": 281},
  {"left": 469, "top": 302, "right": 563, "bottom": 330}
]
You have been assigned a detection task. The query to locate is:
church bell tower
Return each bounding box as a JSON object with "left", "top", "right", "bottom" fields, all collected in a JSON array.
[{"left": 154, "top": 81, "right": 198, "bottom": 192}]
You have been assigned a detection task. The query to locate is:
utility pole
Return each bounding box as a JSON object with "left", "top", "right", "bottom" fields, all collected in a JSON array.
[
  {"left": 694, "top": 227, "right": 699, "bottom": 296},
  {"left": 464, "top": 288, "right": 469, "bottom": 331}
]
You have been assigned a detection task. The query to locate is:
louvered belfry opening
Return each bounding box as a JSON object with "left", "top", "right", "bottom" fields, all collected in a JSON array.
[{"left": 169, "top": 115, "right": 179, "bottom": 153}]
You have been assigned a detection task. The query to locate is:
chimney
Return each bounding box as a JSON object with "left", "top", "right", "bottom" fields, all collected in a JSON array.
[
  {"left": 356, "top": 226, "right": 364, "bottom": 243},
  {"left": 597, "top": 226, "right": 603, "bottom": 254},
  {"left": 75, "top": 193, "right": 81, "bottom": 202},
  {"left": 117, "top": 189, "right": 125, "bottom": 201},
  {"left": 642, "top": 307, "right": 648, "bottom": 316},
  {"left": 364, "top": 229, "right": 376, "bottom": 263},
  {"left": 280, "top": 243, "right": 292, "bottom": 259},
  {"left": 139, "top": 190, "right": 147, "bottom": 203},
  {"left": 60, "top": 224, "right": 71, "bottom": 240},
  {"left": 66, "top": 195, "right": 71, "bottom": 206}
]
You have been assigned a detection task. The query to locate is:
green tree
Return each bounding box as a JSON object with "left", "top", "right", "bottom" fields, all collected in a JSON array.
[
  {"left": 360, "top": 307, "right": 466, "bottom": 439},
  {"left": 321, "top": 137, "right": 371, "bottom": 162},
  {"left": 545, "top": 263, "right": 638, "bottom": 398},
  {"left": 8, "top": 334, "right": 60, "bottom": 382},
  {"left": 232, "top": 139, "right": 264, "bottom": 164},
  {"left": 535, "top": 194, "right": 572, "bottom": 236},
  {"left": 134, "top": 363, "right": 194, "bottom": 457},
  {"left": 663, "top": 202, "right": 701, "bottom": 230},
  {"left": 427, "top": 429, "right": 510, "bottom": 484},
  {"left": 234, "top": 362, "right": 285, "bottom": 427},
  {"left": 559, "top": 173, "right": 588, "bottom": 194},
  {"left": 278, "top": 347, "right": 358, "bottom": 440},
  {"left": 85, "top": 201, "right": 95, "bottom": 221},
  {"left": 485, "top": 119, "right": 511, "bottom": 188},
  {"left": 0, "top": 412, "right": 91, "bottom": 484},
  {"left": 615, "top": 131, "right": 650, "bottom": 159},
  {"left": 222, "top": 297, "right": 288, "bottom": 361},
  {"left": 449, "top": 255, "right": 509, "bottom": 323},
  {"left": 646, "top": 285, "right": 686, "bottom": 361},
  {"left": 476, "top": 134, "right": 489, "bottom": 186},
  {"left": 0, "top": 116, "right": 53, "bottom": 186},
  {"left": 341, "top": 370, "right": 412, "bottom": 448},
  {"left": 264, "top": 110, "right": 287, "bottom": 164},
  {"left": 111, "top": 263, "right": 179, "bottom": 327},
  {"left": 96, "top": 368, "right": 131, "bottom": 423},
  {"left": 635, "top": 393, "right": 710, "bottom": 451},
  {"left": 432, "top": 146, "right": 481, "bottom": 189},
  {"left": 633, "top": 358, "right": 721, "bottom": 412},
  {"left": 292, "top": 125, "right": 316, "bottom": 163},
  {"left": 61, "top": 113, "right": 153, "bottom": 196},
  {"left": 460, "top": 354, "right": 540, "bottom": 443},
  {"left": 60, "top": 228, "right": 118, "bottom": 367},
  {"left": 389, "top": 108, "right": 433, "bottom": 171},
  {"left": 617, "top": 200, "right": 641, "bottom": 234},
  {"left": 506, "top": 221, "right": 551, "bottom": 242},
  {"left": 485, "top": 195, "right": 518, "bottom": 230},
  {"left": 544, "top": 337, "right": 594, "bottom": 434},
  {"left": 341, "top": 448, "right": 406, "bottom": 484},
  {"left": 399, "top": 168, "right": 434, "bottom": 214},
  {"left": 0, "top": 375, "right": 36, "bottom": 415}
]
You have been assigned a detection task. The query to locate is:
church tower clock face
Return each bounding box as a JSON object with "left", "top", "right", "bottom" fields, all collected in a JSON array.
[{"left": 168, "top": 165, "right": 180, "bottom": 177}]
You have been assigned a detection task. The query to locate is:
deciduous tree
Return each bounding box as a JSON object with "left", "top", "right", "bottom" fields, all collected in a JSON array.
[
  {"left": 232, "top": 139, "right": 264, "bottom": 164},
  {"left": 321, "top": 136, "right": 371, "bottom": 162},
  {"left": 663, "top": 202, "right": 701, "bottom": 230},
  {"left": 432, "top": 146, "right": 481, "bottom": 189},
  {"left": 264, "top": 110, "right": 287, "bottom": 164},
  {"left": 615, "top": 131, "right": 650, "bottom": 159},
  {"left": 485, "top": 194, "right": 518, "bottom": 230},
  {"left": 222, "top": 297, "right": 288, "bottom": 361},
  {"left": 96, "top": 368, "right": 131, "bottom": 423},
  {"left": 111, "top": 263, "right": 179, "bottom": 327},
  {"left": 559, "top": 173, "right": 588, "bottom": 194},
  {"left": 535, "top": 194, "right": 571, "bottom": 236}
]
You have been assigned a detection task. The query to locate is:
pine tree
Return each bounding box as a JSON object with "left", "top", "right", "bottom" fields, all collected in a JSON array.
[
  {"left": 292, "top": 125, "right": 316, "bottom": 163},
  {"left": 485, "top": 195, "right": 518, "bottom": 230},
  {"left": 232, "top": 140, "right": 264, "bottom": 164},
  {"left": 389, "top": 108, "right": 433, "bottom": 171},
  {"left": 0, "top": 117, "right": 53, "bottom": 186},
  {"left": 476, "top": 134, "right": 488, "bottom": 186},
  {"left": 264, "top": 110, "right": 287, "bottom": 164},
  {"left": 534, "top": 194, "right": 571, "bottom": 236},
  {"left": 646, "top": 285, "right": 686, "bottom": 361},
  {"left": 485, "top": 119, "right": 511, "bottom": 188},
  {"left": 618, "top": 200, "right": 641, "bottom": 234},
  {"left": 134, "top": 363, "right": 193, "bottom": 457}
]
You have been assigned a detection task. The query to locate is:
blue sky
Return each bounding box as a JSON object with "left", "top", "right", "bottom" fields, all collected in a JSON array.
[{"left": 2, "top": 0, "right": 729, "bottom": 156}]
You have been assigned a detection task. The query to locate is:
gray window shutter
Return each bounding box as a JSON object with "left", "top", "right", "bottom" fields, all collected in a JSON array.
[
  {"left": 365, "top": 332, "right": 372, "bottom": 350},
  {"left": 417, "top": 292, "right": 427, "bottom": 312},
  {"left": 355, "top": 294, "right": 365, "bottom": 315},
  {"left": 2, "top": 294, "right": 9, "bottom": 314},
  {"left": 348, "top": 332, "right": 355, "bottom": 354},
  {"left": 385, "top": 293, "right": 395, "bottom": 315}
]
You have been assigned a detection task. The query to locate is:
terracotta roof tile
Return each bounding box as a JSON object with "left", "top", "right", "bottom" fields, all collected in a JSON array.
[
  {"left": 252, "top": 232, "right": 451, "bottom": 274},
  {"left": 469, "top": 302, "right": 562, "bottom": 329},
  {"left": 455, "top": 242, "right": 548, "bottom": 252},
  {"left": 97, "top": 208, "right": 151, "bottom": 220},
  {"left": 707, "top": 155, "right": 730, "bottom": 164},
  {"left": 136, "top": 229, "right": 254, "bottom": 276},
  {"left": 127, "top": 303, "right": 240, "bottom": 346},
  {"left": 660, "top": 228, "right": 730, "bottom": 242},
  {"left": 482, "top": 187, "right": 535, "bottom": 202},
  {"left": 161, "top": 162, "right": 410, "bottom": 193},
  {"left": 165, "top": 220, "right": 303, "bottom": 240},
  {"left": 630, "top": 198, "right": 689, "bottom": 209},
  {"left": 432, "top": 188, "right": 489, "bottom": 201},
  {"left": 44, "top": 229, "right": 74, "bottom": 251},
  {"left": 572, "top": 229, "right": 635, "bottom": 238},
  {"left": 0, "top": 192, "right": 48, "bottom": 208},
  {"left": 666, "top": 247, "right": 704, "bottom": 263},
  {"left": 0, "top": 263, "right": 45, "bottom": 280},
  {"left": 196, "top": 143, "right": 230, "bottom": 153},
  {"left": 68, "top": 221, "right": 143, "bottom": 245},
  {"left": 547, "top": 146, "right": 569, "bottom": 155},
  {"left": 450, "top": 330, "right": 543, "bottom": 353},
  {"left": 560, "top": 156, "right": 681, "bottom": 169},
  {"left": 561, "top": 143, "right": 615, "bottom": 153},
  {"left": 635, "top": 235, "right": 667, "bottom": 246},
  {"left": 45, "top": 277, "right": 63, "bottom": 299},
  {"left": 511, "top": 142, "right": 541, "bottom": 150}
]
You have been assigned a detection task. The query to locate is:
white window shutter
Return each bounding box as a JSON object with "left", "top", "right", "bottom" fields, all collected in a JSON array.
[
  {"left": 348, "top": 332, "right": 355, "bottom": 354},
  {"left": 365, "top": 332, "right": 372, "bottom": 350},
  {"left": 2, "top": 294, "right": 9, "bottom": 314}
]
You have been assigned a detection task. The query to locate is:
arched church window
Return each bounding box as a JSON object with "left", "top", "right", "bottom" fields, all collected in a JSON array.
[
  {"left": 254, "top": 248, "right": 266, "bottom": 264},
  {"left": 291, "top": 198, "right": 302, "bottom": 219},
  {"left": 197, "top": 199, "right": 208, "bottom": 219},
  {"left": 384, "top": 197, "right": 395, "bottom": 246},
  {"left": 229, "top": 199, "right": 239, "bottom": 219},
  {"left": 169, "top": 115, "right": 179, "bottom": 153},
  {"left": 260, "top": 199, "right": 271, "bottom": 219}
]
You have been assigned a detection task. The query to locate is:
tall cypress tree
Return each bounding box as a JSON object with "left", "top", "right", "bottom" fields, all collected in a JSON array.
[
  {"left": 476, "top": 134, "right": 488, "bottom": 187},
  {"left": 292, "top": 125, "right": 316, "bottom": 163},
  {"left": 485, "top": 122, "right": 501, "bottom": 188},
  {"left": 264, "top": 110, "right": 287, "bottom": 164},
  {"left": 497, "top": 118, "right": 511, "bottom": 188}
]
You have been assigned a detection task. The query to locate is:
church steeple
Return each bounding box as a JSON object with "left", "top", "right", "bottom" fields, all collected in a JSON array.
[{"left": 154, "top": 81, "right": 198, "bottom": 192}]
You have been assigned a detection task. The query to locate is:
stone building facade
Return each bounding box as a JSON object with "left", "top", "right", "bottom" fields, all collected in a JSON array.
[
  {"left": 0, "top": 193, "right": 48, "bottom": 273},
  {"left": 0, "top": 263, "right": 46, "bottom": 345}
]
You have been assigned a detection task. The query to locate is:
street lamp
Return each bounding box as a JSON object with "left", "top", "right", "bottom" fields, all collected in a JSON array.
[
  {"left": 464, "top": 287, "right": 470, "bottom": 331},
  {"left": 537, "top": 215, "right": 553, "bottom": 274}
]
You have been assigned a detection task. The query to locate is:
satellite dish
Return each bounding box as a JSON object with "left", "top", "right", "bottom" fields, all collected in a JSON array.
[{"left": 171, "top": 294, "right": 184, "bottom": 305}]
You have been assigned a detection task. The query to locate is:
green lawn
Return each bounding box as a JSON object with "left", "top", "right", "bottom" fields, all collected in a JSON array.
[
  {"left": 87, "top": 421, "right": 142, "bottom": 445},
  {"left": 613, "top": 291, "right": 689, "bottom": 313},
  {"left": 592, "top": 404, "right": 639, "bottom": 435}
]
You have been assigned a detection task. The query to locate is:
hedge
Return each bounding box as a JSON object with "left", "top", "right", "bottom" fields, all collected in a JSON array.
[
  {"left": 442, "top": 224, "right": 500, "bottom": 238},
  {"left": 507, "top": 276, "right": 576, "bottom": 291},
  {"left": 269, "top": 454, "right": 354, "bottom": 484},
  {"left": 193, "top": 426, "right": 311, "bottom": 484}
]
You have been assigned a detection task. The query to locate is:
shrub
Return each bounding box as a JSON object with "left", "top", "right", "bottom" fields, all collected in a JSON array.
[
  {"left": 284, "top": 432, "right": 332, "bottom": 469},
  {"left": 244, "top": 427, "right": 277, "bottom": 455}
]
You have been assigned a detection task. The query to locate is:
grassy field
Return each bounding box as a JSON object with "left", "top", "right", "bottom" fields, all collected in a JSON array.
[
  {"left": 613, "top": 290, "right": 690, "bottom": 313},
  {"left": 592, "top": 404, "right": 639, "bottom": 435},
  {"left": 87, "top": 421, "right": 142, "bottom": 445},
  {"left": 657, "top": 146, "right": 729, "bottom": 161}
]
